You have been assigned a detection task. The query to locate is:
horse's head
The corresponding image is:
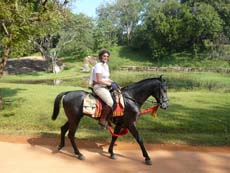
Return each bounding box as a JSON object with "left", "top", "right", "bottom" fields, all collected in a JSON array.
[
  {"left": 122, "top": 76, "right": 168, "bottom": 109},
  {"left": 154, "top": 76, "right": 169, "bottom": 109}
]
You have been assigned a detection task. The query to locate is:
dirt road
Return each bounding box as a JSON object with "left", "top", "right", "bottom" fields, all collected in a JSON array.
[{"left": 0, "top": 135, "right": 229, "bottom": 173}]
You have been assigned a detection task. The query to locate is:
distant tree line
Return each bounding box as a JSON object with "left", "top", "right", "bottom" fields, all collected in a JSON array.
[
  {"left": 96, "top": 0, "right": 230, "bottom": 58},
  {"left": 1, "top": 0, "right": 230, "bottom": 75},
  {"left": 0, "top": 0, "right": 229, "bottom": 109}
]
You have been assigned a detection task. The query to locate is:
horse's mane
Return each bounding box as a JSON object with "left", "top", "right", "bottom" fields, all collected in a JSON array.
[{"left": 121, "top": 77, "right": 160, "bottom": 91}]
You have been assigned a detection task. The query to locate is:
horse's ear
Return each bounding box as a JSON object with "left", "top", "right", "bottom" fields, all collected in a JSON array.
[
  {"left": 159, "top": 75, "right": 166, "bottom": 83},
  {"left": 159, "top": 75, "right": 163, "bottom": 81}
]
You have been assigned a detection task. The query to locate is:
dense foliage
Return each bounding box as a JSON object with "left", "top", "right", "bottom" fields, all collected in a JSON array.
[
  {"left": 0, "top": 0, "right": 68, "bottom": 75},
  {"left": 133, "top": 0, "right": 224, "bottom": 57},
  {"left": 1, "top": 0, "right": 230, "bottom": 62},
  {"left": 57, "top": 12, "right": 94, "bottom": 59}
]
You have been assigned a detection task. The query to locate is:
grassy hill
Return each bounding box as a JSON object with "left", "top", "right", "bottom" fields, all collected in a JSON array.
[{"left": 109, "top": 46, "right": 230, "bottom": 70}]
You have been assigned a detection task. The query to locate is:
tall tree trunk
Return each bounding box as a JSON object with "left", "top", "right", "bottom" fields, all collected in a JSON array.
[
  {"left": 0, "top": 46, "right": 10, "bottom": 109},
  {"left": 0, "top": 46, "right": 10, "bottom": 77},
  {"left": 34, "top": 39, "right": 53, "bottom": 72},
  {"left": 34, "top": 36, "right": 61, "bottom": 73},
  {"left": 126, "top": 21, "right": 133, "bottom": 45},
  {"left": 0, "top": 96, "right": 3, "bottom": 110}
]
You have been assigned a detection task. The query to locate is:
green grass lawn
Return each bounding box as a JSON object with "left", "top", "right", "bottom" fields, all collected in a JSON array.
[
  {"left": 0, "top": 47, "right": 229, "bottom": 146},
  {"left": 0, "top": 81, "right": 229, "bottom": 146}
]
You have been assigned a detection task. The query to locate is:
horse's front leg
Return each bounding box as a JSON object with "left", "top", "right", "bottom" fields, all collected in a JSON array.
[
  {"left": 108, "top": 125, "right": 122, "bottom": 159},
  {"left": 128, "top": 122, "right": 152, "bottom": 165}
]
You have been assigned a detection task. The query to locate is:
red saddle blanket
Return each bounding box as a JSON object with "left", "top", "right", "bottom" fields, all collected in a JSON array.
[{"left": 83, "top": 94, "right": 124, "bottom": 118}]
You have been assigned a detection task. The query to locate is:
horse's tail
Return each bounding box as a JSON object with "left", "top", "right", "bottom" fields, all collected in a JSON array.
[{"left": 51, "top": 92, "right": 68, "bottom": 121}]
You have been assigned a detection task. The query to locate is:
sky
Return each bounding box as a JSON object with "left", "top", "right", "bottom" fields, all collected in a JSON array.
[{"left": 72, "top": 0, "right": 111, "bottom": 18}]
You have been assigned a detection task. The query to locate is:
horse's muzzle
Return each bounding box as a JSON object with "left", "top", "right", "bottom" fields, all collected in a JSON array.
[{"left": 160, "top": 101, "right": 168, "bottom": 109}]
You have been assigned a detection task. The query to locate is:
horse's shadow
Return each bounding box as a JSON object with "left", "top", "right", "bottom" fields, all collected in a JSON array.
[{"left": 26, "top": 133, "right": 132, "bottom": 161}]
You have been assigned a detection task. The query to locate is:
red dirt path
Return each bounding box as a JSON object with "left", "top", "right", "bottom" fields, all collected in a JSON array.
[{"left": 0, "top": 135, "right": 229, "bottom": 173}]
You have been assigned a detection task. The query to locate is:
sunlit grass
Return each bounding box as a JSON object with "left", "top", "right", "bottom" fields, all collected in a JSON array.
[
  {"left": 0, "top": 82, "right": 229, "bottom": 145},
  {"left": 0, "top": 46, "right": 229, "bottom": 145}
]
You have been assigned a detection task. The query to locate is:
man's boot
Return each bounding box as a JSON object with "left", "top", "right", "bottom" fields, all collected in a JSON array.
[{"left": 99, "top": 105, "right": 112, "bottom": 129}]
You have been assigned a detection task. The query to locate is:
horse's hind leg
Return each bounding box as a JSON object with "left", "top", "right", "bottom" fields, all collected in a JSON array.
[
  {"left": 58, "top": 121, "right": 69, "bottom": 150},
  {"left": 68, "top": 117, "right": 85, "bottom": 160},
  {"left": 108, "top": 125, "right": 122, "bottom": 159}
]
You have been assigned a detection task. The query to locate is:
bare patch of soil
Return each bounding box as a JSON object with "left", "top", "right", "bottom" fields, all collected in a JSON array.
[{"left": 0, "top": 134, "right": 229, "bottom": 173}]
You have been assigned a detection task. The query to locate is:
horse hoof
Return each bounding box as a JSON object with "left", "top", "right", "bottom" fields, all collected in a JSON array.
[
  {"left": 110, "top": 154, "right": 117, "bottom": 160},
  {"left": 78, "top": 155, "right": 86, "bottom": 160},
  {"left": 57, "top": 145, "right": 64, "bottom": 150},
  {"left": 145, "top": 159, "right": 152, "bottom": 165}
]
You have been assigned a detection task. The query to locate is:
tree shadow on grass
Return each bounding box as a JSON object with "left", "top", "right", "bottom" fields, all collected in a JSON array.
[
  {"left": 118, "top": 46, "right": 152, "bottom": 63},
  {"left": 0, "top": 87, "right": 25, "bottom": 97},
  {"left": 138, "top": 102, "right": 230, "bottom": 146},
  {"left": 0, "top": 88, "right": 26, "bottom": 116}
]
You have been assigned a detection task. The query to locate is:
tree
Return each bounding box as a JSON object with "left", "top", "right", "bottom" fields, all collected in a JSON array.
[
  {"left": 135, "top": 0, "right": 223, "bottom": 57},
  {"left": 142, "top": 0, "right": 193, "bottom": 56},
  {"left": 113, "top": 0, "right": 142, "bottom": 44},
  {"left": 93, "top": 17, "right": 118, "bottom": 50},
  {"left": 57, "top": 12, "right": 94, "bottom": 59},
  {"left": 95, "top": 2, "right": 120, "bottom": 48},
  {"left": 96, "top": 0, "right": 142, "bottom": 45},
  {"left": 0, "top": 0, "right": 68, "bottom": 75},
  {"left": 181, "top": 0, "right": 230, "bottom": 43},
  {"left": 180, "top": 1, "right": 223, "bottom": 57},
  {"left": 0, "top": 0, "right": 69, "bottom": 108}
]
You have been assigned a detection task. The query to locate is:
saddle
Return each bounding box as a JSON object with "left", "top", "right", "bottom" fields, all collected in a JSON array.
[{"left": 83, "top": 89, "right": 124, "bottom": 118}]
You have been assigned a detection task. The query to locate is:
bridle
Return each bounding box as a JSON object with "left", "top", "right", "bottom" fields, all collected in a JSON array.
[
  {"left": 158, "top": 82, "right": 168, "bottom": 109},
  {"left": 145, "top": 82, "right": 168, "bottom": 108},
  {"left": 122, "top": 79, "right": 169, "bottom": 108}
]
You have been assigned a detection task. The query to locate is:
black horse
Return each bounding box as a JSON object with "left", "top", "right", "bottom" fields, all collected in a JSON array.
[{"left": 52, "top": 76, "right": 168, "bottom": 165}]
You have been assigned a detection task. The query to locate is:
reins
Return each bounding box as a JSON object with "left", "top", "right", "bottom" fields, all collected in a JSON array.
[
  {"left": 108, "top": 104, "right": 159, "bottom": 137},
  {"left": 139, "top": 104, "right": 159, "bottom": 117},
  {"left": 108, "top": 125, "right": 129, "bottom": 137}
]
